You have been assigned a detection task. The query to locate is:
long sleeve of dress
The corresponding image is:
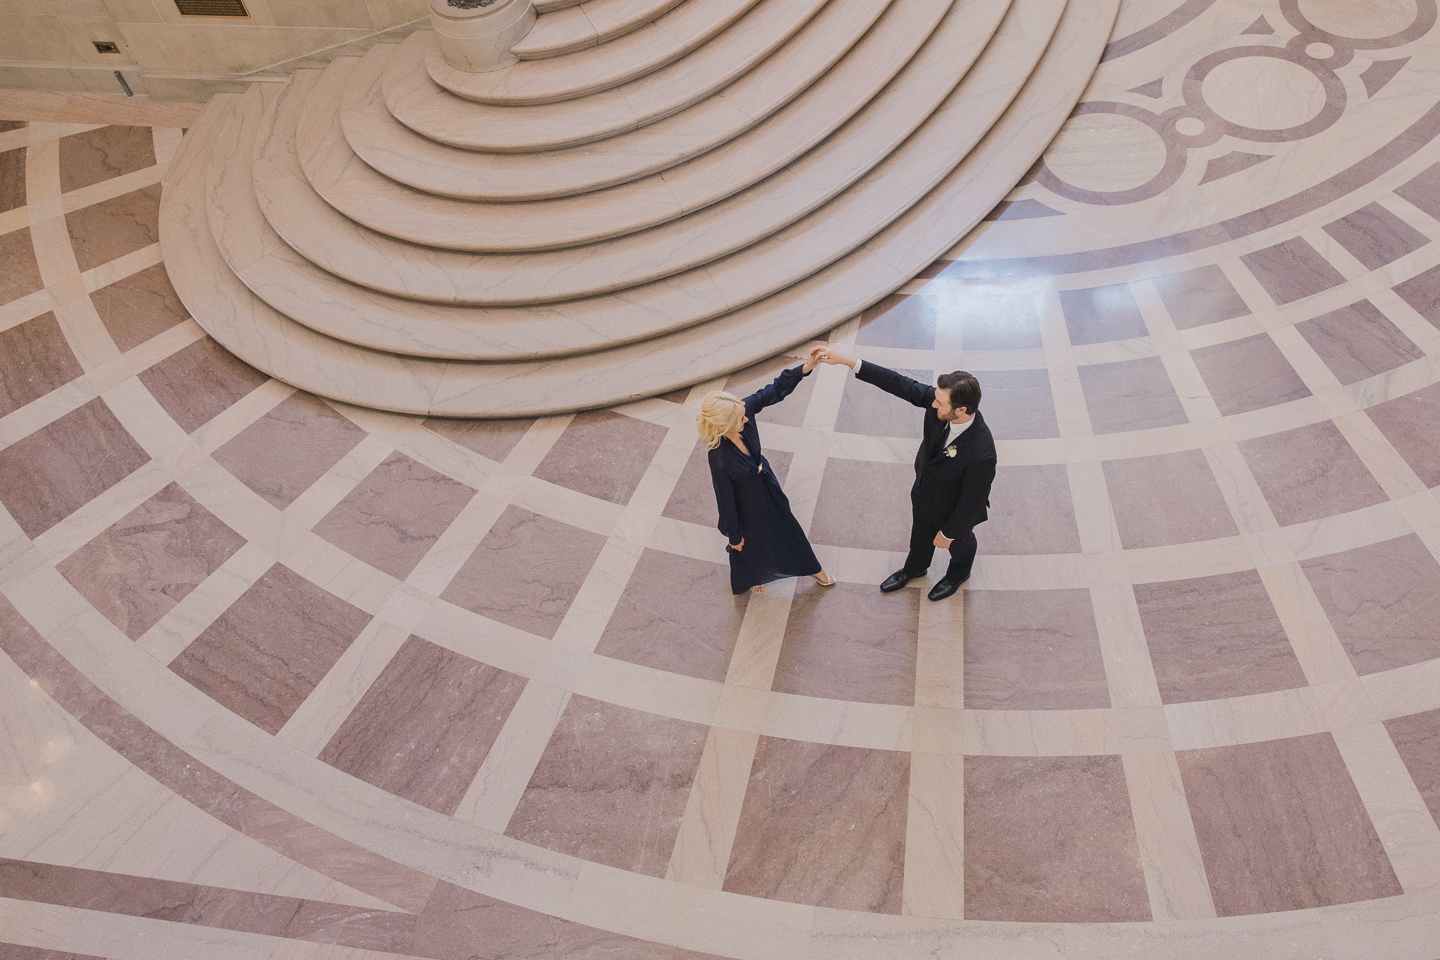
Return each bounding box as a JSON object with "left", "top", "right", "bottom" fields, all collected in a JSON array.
[
  {"left": 709, "top": 450, "right": 742, "bottom": 544},
  {"left": 744, "top": 365, "right": 807, "bottom": 416},
  {"left": 855, "top": 360, "right": 935, "bottom": 408}
]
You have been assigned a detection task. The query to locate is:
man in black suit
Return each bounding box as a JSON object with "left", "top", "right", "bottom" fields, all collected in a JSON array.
[{"left": 820, "top": 350, "right": 996, "bottom": 601}]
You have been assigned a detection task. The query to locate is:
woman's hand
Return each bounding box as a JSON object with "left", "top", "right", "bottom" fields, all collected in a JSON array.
[
  {"left": 729, "top": 538, "right": 744, "bottom": 552},
  {"left": 802, "top": 344, "right": 828, "bottom": 374}
]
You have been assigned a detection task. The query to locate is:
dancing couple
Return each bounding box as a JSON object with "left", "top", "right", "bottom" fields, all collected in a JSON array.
[{"left": 697, "top": 346, "right": 997, "bottom": 599}]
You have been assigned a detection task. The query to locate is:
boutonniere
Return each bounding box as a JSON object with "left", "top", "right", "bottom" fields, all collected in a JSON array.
[{"left": 944, "top": 444, "right": 958, "bottom": 457}]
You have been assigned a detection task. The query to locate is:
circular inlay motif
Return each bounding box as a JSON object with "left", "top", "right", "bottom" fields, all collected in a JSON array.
[
  {"left": 1296, "top": 0, "right": 1419, "bottom": 39},
  {"left": 1042, "top": 112, "right": 1172, "bottom": 194},
  {"left": 1201, "top": 53, "right": 1330, "bottom": 131}
]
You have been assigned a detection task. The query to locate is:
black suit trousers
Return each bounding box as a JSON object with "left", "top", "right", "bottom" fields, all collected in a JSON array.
[{"left": 903, "top": 502, "right": 978, "bottom": 581}]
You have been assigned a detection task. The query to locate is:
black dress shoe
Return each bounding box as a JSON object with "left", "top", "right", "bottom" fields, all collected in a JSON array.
[
  {"left": 880, "top": 570, "right": 913, "bottom": 593},
  {"left": 927, "top": 577, "right": 966, "bottom": 602}
]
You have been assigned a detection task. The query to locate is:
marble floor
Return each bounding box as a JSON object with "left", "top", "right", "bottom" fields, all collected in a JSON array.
[{"left": 4, "top": 0, "right": 1440, "bottom": 953}]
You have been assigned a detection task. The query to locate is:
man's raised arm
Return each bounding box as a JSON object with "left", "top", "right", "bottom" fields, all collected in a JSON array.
[{"left": 819, "top": 350, "right": 934, "bottom": 408}]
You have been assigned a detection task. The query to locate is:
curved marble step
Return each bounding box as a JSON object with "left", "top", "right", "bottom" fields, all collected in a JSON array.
[
  {"left": 259, "top": 0, "right": 1058, "bottom": 302},
  {"left": 511, "top": 0, "right": 688, "bottom": 59},
  {"left": 383, "top": 0, "right": 853, "bottom": 154},
  {"left": 423, "top": 0, "right": 762, "bottom": 106},
  {"left": 346, "top": 0, "right": 877, "bottom": 198},
  {"left": 309, "top": 0, "right": 978, "bottom": 253},
  {"left": 167, "top": 0, "right": 1114, "bottom": 416},
  {"left": 535, "top": 0, "right": 585, "bottom": 12}
]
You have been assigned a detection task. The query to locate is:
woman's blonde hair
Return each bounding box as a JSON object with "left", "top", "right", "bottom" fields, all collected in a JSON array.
[{"left": 696, "top": 391, "right": 744, "bottom": 450}]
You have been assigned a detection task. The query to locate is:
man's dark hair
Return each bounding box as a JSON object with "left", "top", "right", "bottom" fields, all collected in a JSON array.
[{"left": 936, "top": 371, "right": 980, "bottom": 413}]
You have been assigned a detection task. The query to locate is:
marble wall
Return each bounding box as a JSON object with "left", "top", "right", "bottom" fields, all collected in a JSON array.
[{"left": 0, "top": 0, "right": 426, "bottom": 100}]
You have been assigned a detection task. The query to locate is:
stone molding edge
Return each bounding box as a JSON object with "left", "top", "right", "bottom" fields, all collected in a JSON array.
[{"left": 430, "top": 0, "right": 536, "bottom": 72}]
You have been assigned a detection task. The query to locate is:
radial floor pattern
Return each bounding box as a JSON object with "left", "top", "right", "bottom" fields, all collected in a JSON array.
[{"left": 5, "top": 0, "right": 1440, "bottom": 954}]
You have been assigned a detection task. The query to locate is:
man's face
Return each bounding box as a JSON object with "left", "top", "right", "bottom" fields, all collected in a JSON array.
[{"left": 932, "top": 387, "right": 970, "bottom": 423}]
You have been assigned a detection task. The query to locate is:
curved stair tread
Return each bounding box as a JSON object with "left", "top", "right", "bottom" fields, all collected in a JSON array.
[
  {"left": 167, "top": 0, "right": 1116, "bottom": 417},
  {"left": 535, "top": 0, "right": 585, "bottom": 12},
  {"left": 426, "top": 0, "right": 823, "bottom": 112},
  {"left": 347, "top": 0, "right": 880, "bottom": 198},
  {"left": 511, "top": 0, "right": 688, "bottom": 59},
  {"left": 383, "top": 0, "right": 855, "bottom": 155},
  {"left": 263, "top": 0, "right": 1059, "bottom": 303},
  {"left": 426, "top": 0, "right": 762, "bottom": 107},
  {"left": 320, "top": 0, "right": 980, "bottom": 252}
]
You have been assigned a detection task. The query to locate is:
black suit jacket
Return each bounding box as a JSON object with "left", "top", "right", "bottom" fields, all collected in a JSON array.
[{"left": 856, "top": 361, "right": 997, "bottom": 539}]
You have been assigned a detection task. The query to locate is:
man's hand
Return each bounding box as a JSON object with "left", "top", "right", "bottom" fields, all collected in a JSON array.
[
  {"left": 803, "top": 344, "right": 827, "bottom": 374},
  {"left": 729, "top": 538, "right": 745, "bottom": 552},
  {"left": 933, "top": 531, "right": 953, "bottom": 549},
  {"left": 820, "top": 348, "right": 857, "bottom": 368}
]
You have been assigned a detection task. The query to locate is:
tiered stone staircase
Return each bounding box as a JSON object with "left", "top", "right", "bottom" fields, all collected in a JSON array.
[{"left": 160, "top": 0, "right": 1119, "bottom": 417}]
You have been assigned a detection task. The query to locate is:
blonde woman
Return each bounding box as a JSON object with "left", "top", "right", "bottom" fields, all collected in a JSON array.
[{"left": 699, "top": 345, "right": 836, "bottom": 595}]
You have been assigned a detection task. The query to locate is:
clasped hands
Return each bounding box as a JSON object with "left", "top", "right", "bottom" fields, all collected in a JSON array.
[{"left": 804, "top": 345, "right": 856, "bottom": 372}]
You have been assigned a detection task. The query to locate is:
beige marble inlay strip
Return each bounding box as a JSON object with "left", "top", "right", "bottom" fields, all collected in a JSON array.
[
  {"left": 1256, "top": 561, "right": 1357, "bottom": 687},
  {"left": 81, "top": 241, "right": 163, "bottom": 294},
  {"left": 281, "top": 433, "right": 394, "bottom": 531},
  {"left": 137, "top": 541, "right": 275, "bottom": 666},
  {"left": 1166, "top": 686, "right": 1326, "bottom": 751},
  {"left": 1332, "top": 723, "right": 1440, "bottom": 892},
  {"left": 0, "top": 896, "right": 76, "bottom": 953},
  {"left": 902, "top": 751, "right": 965, "bottom": 919},
  {"left": 961, "top": 706, "right": 1117, "bottom": 756},
  {"left": 665, "top": 725, "right": 761, "bottom": 889},
  {"left": 193, "top": 379, "right": 294, "bottom": 452},
  {"left": 0, "top": 287, "right": 58, "bottom": 335},
  {"left": 453, "top": 680, "right": 571, "bottom": 832},
  {"left": 1121, "top": 750, "right": 1217, "bottom": 921},
  {"left": 152, "top": 127, "right": 184, "bottom": 177},
  {"left": 59, "top": 164, "right": 160, "bottom": 215},
  {"left": 277, "top": 618, "right": 413, "bottom": 756}
]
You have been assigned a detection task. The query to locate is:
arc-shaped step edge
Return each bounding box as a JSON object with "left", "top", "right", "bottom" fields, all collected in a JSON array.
[
  {"left": 259, "top": 0, "right": 1058, "bottom": 302},
  {"left": 535, "top": 0, "right": 584, "bottom": 12},
  {"left": 346, "top": 0, "right": 874, "bottom": 197},
  {"left": 380, "top": 0, "right": 875, "bottom": 159},
  {"left": 426, "top": 0, "right": 812, "bottom": 107},
  {"left": 511, "top": 0, "right": 688, "bottom": 59},
  {"left": 167, "top": 0, "right": 1115, "bottom": 416},
  {"left": 313, "top": 0, "right": 984, "bottom": 253},
  {"left": 424, "top": 0, "right": 762, "bottom": 106}
]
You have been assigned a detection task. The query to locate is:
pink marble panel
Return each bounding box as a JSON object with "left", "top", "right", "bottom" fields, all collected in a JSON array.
[
  {"left": 321, "top": 636, "right": 526, "bottom": 815},
  {"left": 411, "top": 881, "right": 729, "bottom": 959},
  {"left": 506, "top": 695, "right": 707, "bottom": 877},
  {"left": 808, "top": 458, "right": 915, "bottom": 551},
  {"left": 1190, "top": 333, "right": 1311, "bottom": 415},
  {"left": 1367, "top": 381, "right": 1440, "bottom": 486},
  {"left": 1102, "top": 449, "right": 1239, "bottom": 548},
  {"left": 836, "top": 367, "right": 931, "bottom": 438},
  {"left": 137, "top": 337, "right": 268, "bottom": 433},
  {"left": 168, "top": 563, "right": 372, "bottom": 733},
  {"left": 1179, "top": 734, "right": 1402, "bottom": 915},
  {"left": 58, "top": 482, "right": 245, "bottom": 639},
  {"left": 0, "top": 398, "right": 150, "bottom": 538},
  {"left": 1384, "top": 707, "right": 1440, "bottom": 828},
  {"left": 440, "top": 504, "right": 607, "bottom": 639},
  {"left": 1080, "top": 357, "right": 1188, "bottom": 433},
  {"left": 965, "top": 755, "right": 1150, "bottom": 921},
  {"left": 1135, "top": 570, "right": 1306, "bottom": 703},
  {"left": 773, "top": 580, "right": 917, "bottom": 705},
  {"left": 312, "top": 451, "right": 475, "bottom": 579},
  {"left": 1296, "top": 300, "right": 1424, "bottom": 385},
  {"left": 1322, "top": 202, "right": 1430, "bottom": 270},
  {"left": 0, "top": 146, "right": 25, "bottom": 213},
  {"left": 65, "top": 182, "right": 161, "bottom": 272},
  {"left": 1393, "top": 161, "right": 1440, "bottom": 221},
  {"left": 1241, "top": 237, "right": 1346, "bottom": 305},
  {"left": 1152, "top": 263, "right": 1251, "bottom": 330},
  {"left": 595, "top": 548, "right": 747, "bottom": 681},
  {"left": 661, "top": 438, "right": 792, "bottom": 528},
  {"left": 90, "top": 263, "right": 191, "bottom": 352},
  {"left": 211, "top": 392, "right": 367, "bottom": 510},
  {"left": 57, "top": 126, "right": 155, "bottom": 193},
  {"left": 422, "top": 416, "right": 534, "bottom": 462},
  {"left": 1060, "top": 283, "right": 1148, "bottom": 344},
  {"left": 0, "top": 120, "right": 23, "bottom": 132},
  {"left": 1392, "top": 261, "right": 1440, "bottom": 331},
  {"left": 0, "top": 858, "right": 415, "bottom": 951},
  {"left": 725, "top": 356, "right": 815, "bottom": 427},
  {"left": 963, "top": 588, "right": 1109, "bottom": 709},
  {"left": 0, "top": 594, "right": 108, "bottom": 721},
  {"left": 0, "top": 311, "right": 84, "bottom": 418},
  {"left": 977, "top": 369, "right": 1060, "bottom": 440},
  {"left": 1237, "top": 421, "right": 1389, "bottom": 526},
  {"left": 0, "top": 946, "right": 104, "bottom": 960},
  {"left": 1301, "top": 534, "right": 1440, "bottom": 674},
  {"left": 533, "top": 409, "right": 668, "bottom": 506},
  {"left": 960, "top": 291, "right": 1044, "bottom": 349},
  {"left": 855, "top": 293, "right": 936, "bottom": 349},
  {"left": 725, "top": 737, "right": 908, "bottom": 913},
  {"left": 979, "top": 464, "right": 1081, "bottom": 555},
  {"left": 0, "top": 228, "right": 43, "bottom": 303}
]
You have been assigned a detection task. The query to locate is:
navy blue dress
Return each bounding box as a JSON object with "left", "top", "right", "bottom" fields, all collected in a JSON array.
[{"left": 708, "top": 365, "right": 823, "bottom": 594}]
